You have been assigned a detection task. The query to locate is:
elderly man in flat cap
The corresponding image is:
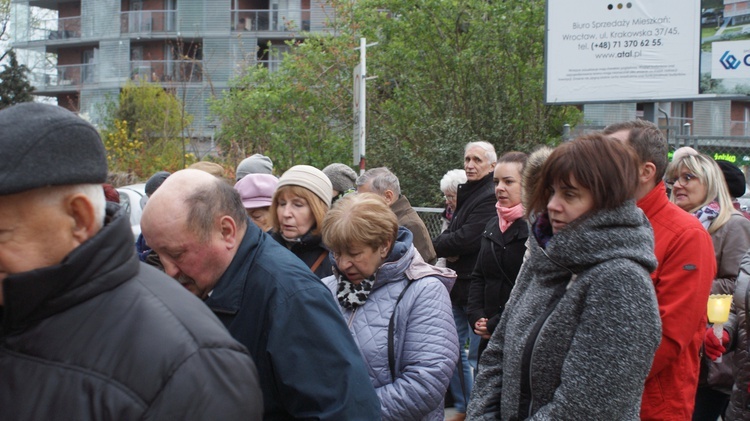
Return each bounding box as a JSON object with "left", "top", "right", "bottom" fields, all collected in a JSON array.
[{"left": 0, "top": 103, "right": 262, "bottom": 420}]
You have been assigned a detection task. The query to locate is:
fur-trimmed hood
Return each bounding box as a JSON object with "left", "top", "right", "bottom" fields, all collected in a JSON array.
[{"left": 521, "top": 146, "right": 553, "bottom": 217}]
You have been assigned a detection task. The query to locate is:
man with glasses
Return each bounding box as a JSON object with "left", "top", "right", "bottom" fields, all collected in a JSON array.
[{"left": 604, "top": 121, "right": 716, "bottom": 421}]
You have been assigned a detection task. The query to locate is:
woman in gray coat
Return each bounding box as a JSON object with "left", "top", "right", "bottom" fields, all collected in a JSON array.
[{"left": 467, "top": 134, "right": 661, "bottom": 420}]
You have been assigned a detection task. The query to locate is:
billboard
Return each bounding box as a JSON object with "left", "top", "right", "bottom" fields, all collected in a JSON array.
[
  {"left": 701, "top": 0, "right": 750, "bottom": 95},
  {"left": 545, "top": 0, "right": 702, "bottom": 104}
]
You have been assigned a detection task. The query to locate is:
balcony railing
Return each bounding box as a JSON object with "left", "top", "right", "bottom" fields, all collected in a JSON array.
[
  {"left": 129, "top": 60, "right": 203, "bottom": 83},
  {"left": 258, "top": 59, "right": 283, "bottom": 72},
  {"left": 29, "top": 63, "right": 96, "bottom": 90},
  {"left": 231, "top": 9, "right": 311, "bottom": 32},
  {"left": 120, "top": 10, "right": 177, "bottom": 34},
  {"left": 23, "top": 16, "right": 81, "bottom": 42},
  {"left": 731, "top": 120, "right": 750, "bottom": 136}
]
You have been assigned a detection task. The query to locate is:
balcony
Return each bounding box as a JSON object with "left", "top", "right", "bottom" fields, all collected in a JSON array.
[
  {"left": 129, "top": 60, "right": 203, "bottom": 83},
  {"left": 29, "top": 63, "right": 96, "bottom": 91},
  {"left": 21, "top": 16, "right": 81, "bottom": 43},
  {"left": 120, "top": 10, "right": 177, "bottom": 34},
  {"left": 258, "top": 59, "right": 282, "bottom": 72},
  {"left": 231, "top": 9, "right": 311, "bottom": 32}
]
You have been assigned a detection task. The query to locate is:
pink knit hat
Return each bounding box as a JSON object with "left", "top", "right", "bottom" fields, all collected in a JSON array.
[{"left": 234, "top": 173, "right": 278, "bottom": 209}]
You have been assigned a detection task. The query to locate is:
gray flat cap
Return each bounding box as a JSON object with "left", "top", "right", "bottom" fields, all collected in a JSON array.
[{"left": 0, "top": 103, "right": 107, "bottom": 196}]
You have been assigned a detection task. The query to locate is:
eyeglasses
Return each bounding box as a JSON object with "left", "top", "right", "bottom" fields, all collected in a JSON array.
[
  {"left": 665, "top": 173, "right": 698, "bottom": 188},
  {"left": 443, "top": 194, "right": 456, "bottom": 200}
]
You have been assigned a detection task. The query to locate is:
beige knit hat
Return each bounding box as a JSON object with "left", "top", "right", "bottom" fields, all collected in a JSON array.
[{"left": 277, "top": 165, "right": 333, "bottom": 208}]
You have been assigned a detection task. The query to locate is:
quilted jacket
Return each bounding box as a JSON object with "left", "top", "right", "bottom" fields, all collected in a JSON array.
[
  {"left": 322, "top": 228, "right": 459, "bottom": 421},
  {"left": 723, "top": 250, "right": 750, "bottom": 420},
  {"left": 699, "top": 212, "right": 750, "bottom": 394}
]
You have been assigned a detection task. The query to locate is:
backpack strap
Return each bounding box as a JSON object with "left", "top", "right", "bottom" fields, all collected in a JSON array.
[
  {"left": 389, "top": 280, "right": 416, "bottom": 381},
  {"left": 309, "top": 250, "right": 329, "bottom": 273}
]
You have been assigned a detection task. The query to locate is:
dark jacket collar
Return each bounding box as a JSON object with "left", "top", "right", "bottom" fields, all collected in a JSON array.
[
  {"left": 270, "top": 228, "right": 324, "bottom": 252},
  {"left": 456, "top": 173, "right": 493, "bottom": 211},
  {"left": 204, "top": 219, "right": 262, "bottom": 314},
  {"left": 484, "top": 217, "right": 529, "bottom": 246},
  {"left": 2, "top": 203, "right": 138, "bottom": 333}
]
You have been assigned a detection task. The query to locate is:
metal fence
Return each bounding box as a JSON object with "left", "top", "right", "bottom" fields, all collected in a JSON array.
[{"left": 415, "top": 207, "right": 445, "bottom": 239}]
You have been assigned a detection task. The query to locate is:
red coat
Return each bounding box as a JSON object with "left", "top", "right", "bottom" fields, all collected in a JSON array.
[{"left": 638, "top": 182, "right": 716, "bottom": 421}]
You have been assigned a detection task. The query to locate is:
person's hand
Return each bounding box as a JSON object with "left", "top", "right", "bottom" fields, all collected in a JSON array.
[
  {"left": 474, "top": 318, "right": 491, "bottom": 339},
  {"left": 446, "top": 256, "right": 460, "bottom": 263},
  {"left": 704, "top": 327, "right": 729, "bottom": 361}
]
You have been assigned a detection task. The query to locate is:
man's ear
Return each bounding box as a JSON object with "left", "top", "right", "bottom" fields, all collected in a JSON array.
[
  {"left": 383, "top": 189, "right": 395, "bottom": 205},
  {"left": 218, "top": 215, "right": 238, "bottom": 249},
  {"left": 67, "top": 194, "right": 99, "bottom": 244},
  {"left": 640, "top": 162, "right": 657, "bottom": 185}
]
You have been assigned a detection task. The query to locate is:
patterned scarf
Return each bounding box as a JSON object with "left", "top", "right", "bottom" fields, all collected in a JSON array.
[
  {"left": 337, "top": 275, "right": 376, "bottom": 309},
  {"left": 497, "top": 202, "right": 524, "bottom": 233},
  {"left": 532, "top": 212, "right": 554, "bottom": 249},
  {"left": 693, "top": 200, "right": 720, "bottom": 230}
]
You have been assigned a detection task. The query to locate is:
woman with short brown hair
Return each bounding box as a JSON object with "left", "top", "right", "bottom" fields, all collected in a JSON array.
[
  {"left": 468, "top": 134, "right": 661, "bottom": 419},
  {"left": 321, "top": 193, "right": 459, "bottom": 420}
]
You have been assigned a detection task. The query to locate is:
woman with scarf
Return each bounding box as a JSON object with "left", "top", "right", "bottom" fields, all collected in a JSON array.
[
  {"left": 665, "top": 151, "right": 750, "bottom": 420},
  {"left": 321, "top": 193, "right": 459, "bottom": 421},
  {"left": 270, "top": 165, "right": 333, "bottom": 279},
  {"left": 467, "top": 152, "right": 528, "bottom": 365},
  {"left": 468, "top": 134, "right": 661, "bottom": 420}
]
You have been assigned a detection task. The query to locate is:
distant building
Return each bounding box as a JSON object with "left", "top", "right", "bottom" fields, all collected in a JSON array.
[
  {"left": 10, "top": 0, "right": 331, "bottom": 138},
  {"left": 724, "top": 0, "right": 750, "bottom": 25},
  {"left": 579, "top": 99, "right": 750, "bottom": 168}
]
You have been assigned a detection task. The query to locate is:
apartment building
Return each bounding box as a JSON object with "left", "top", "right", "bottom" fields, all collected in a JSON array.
[{"left": 9, "top": 0, "right": 331, "bottom": 137}]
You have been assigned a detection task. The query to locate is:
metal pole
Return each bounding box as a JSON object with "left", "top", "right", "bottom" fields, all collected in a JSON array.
[{"left": 359, "top": 38, "right": 366, "bottom": 175}]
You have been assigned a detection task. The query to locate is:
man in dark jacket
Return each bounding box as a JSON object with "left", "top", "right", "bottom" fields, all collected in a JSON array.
[
  {"left": 433, "top": 141, "right": 497, "bottom": 421},
  {"left": 0, "top": 103, "right": 263, "bottom": 420},
  {"left": 141, "top": 169, "right": 381, "bottom": 421},
  {"left": 356, "top": 167, "right": 437, "bottom": 264}
]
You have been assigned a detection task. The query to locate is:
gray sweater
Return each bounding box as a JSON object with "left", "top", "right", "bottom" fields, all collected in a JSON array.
[{"left": 468, "top": 201, "right": 662, "bottom": 420}]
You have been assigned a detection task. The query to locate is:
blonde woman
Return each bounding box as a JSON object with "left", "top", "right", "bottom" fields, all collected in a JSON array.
[
  {"left": 665, "top": 152, "right": 750, "bottom": 294},
  {"left": 665, "top": 151, "right": 750, "bottom": 420}
]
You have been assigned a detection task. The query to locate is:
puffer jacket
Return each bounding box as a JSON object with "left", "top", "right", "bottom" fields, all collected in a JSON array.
[
  {"left": 0, "top": 204, "right": 263, "bottom": 420},
  {"left": 723, "top": 250, "right": 750, "bottom": 420},
  {"left": 700, "top": 211, "right": 750, "bottom": 393},
  {"left": 710, "top": 212, "right": 750, "bottom": 295},
  {"left": 270, "top": 229, "right": 333, "bottom": 279},
  {"left": 322, "top": 228, "right": 459, "bottom": 421},
  {"left": 468, "top": 201, "right": 662, "bottom": 420}
]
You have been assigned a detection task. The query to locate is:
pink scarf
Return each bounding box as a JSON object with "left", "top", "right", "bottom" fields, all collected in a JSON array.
[{"left": 496, "top": 202, "right": 524, "bottom": 233}]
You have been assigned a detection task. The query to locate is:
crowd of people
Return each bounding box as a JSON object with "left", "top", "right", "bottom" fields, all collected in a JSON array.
[{"left": 3, "top": 101, "right": 750, "bottom": 421}]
